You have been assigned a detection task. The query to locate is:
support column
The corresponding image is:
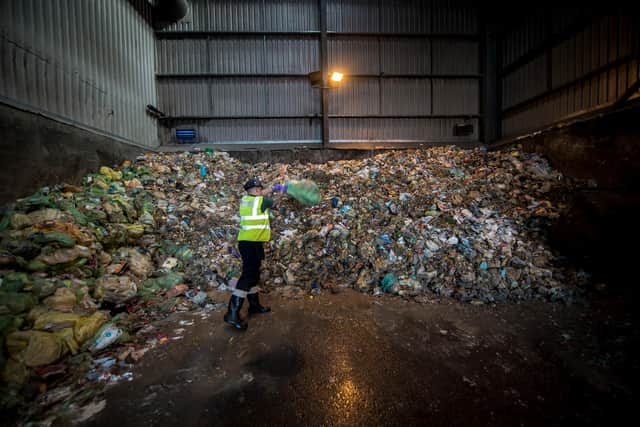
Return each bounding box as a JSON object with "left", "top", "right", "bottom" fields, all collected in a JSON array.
[{"left": 319, "top": 0, "right": 329, "bottom": 147}]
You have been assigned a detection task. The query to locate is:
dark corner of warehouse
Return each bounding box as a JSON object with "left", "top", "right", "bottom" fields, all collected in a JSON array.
[{"left": 1, "top": 1, "right": 639, "bottom": 426}]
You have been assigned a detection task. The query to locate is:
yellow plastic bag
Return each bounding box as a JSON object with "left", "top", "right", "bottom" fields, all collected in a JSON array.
[
  {"left": 27, "top": 209, "right": 69, "bottom": 225},
  {"left": 6, "top": 330, "right": 65, "bottom": 367},
  {"left": 74, "top": 311, "right": 108, "bottom": 344},
  {"left": 33, "top": 311, "right": 80, "bottom": 331},
  {"left": 55, "top": 328, "right": 80, "bottom": 355},
  {"left": 37, "top": 245, "right": 92, "bottom": 266},
  {"left": 10, "top": 213, "right": 31, "bottom": 229},
  {"left": 94, "top": 275, "right": 137, "bottom": 304},
  {"left": 126, "top": 224, "right": 145, "bottom": 241},
  {"left": 93, "top": 177, "right": 110, "bottom": 190},
  {"left": 99, "top": 166, "right": 123, "bottom": 181},
  {"left": 32, "top": 220, "right": 93, "bottom": 246},
  {"left": 27, "top": 305, "right": 50, "bottom": 324},
  {"left": 2, "top": 357, "right": 30, "bottom": 385},
  {"left": 43, "top": 287, "right": 77, "bottom": 312}
]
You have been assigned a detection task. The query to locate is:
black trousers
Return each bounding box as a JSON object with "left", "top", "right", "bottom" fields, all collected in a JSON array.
[{"left": 236, "top": 240, "right": 265, "bottom": 293}]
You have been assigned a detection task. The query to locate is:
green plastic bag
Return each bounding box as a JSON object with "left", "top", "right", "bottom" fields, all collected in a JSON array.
[
  {"left": 28, "top": 231, "right": 76, "bottom": 248},
  {"left": 380, "top": 273, "right": 398, "bottom": 293},
  {"left": 160, "top": 240, "right": 178, "bottom": 255},
  {"left": 67, "top": 207, "right": 89, "bottom": 226},
  {"left": 30, "top": 277, "right": 59, "bottom": 299},
  {"left": 111, "top": 196, "right": 137, "bottom": 220},
  {"left": 174, "top": 245, "right": 193, "bottom": 261},
  {"left": 85, "top": 209, "right": 108, "bottom": 223},
  {"left": 88, "top": 186, "right": 106, "bottom": 198},
  {"left": 16, "top": 192, "right": 53, "bottom": 212},
  {"left": 0, "top": 292, "right": 36, "bottom": 315},
  {"left": 0, "top": 315, "right": 22, "bottom": 336},
  {"left": 0, "top": 272, "right": 32, "bottom": 293},
  {"left": 0, "top": 208, "right": 13, "bottom": 232},
  {"left": 26, "top": 259, "right": 48, "bottom": 272},
  {"left": 0, "top": 315, "right": 23, "bottom": 370},
  {"left": 139, "top": 272, "right": 183, "bottom": 291},
  {"left": 285, "top": 180, "right": 321, "bottom": 206}
]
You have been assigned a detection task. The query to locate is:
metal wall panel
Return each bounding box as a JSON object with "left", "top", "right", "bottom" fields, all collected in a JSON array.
[
  {"left": 208, "top": 37, "right": 264, "bottom": 74},
  {"left": 157, "top": 77, "right": 320, "bottom": 117},
  {"left": 433, "top": 79, "right": 479, "bottom": 115},
  {"left": 206, "top": 77, "right": 265, "bottom": 116},
  {"left": 380, "top": 38, "right": 431, "bottom": 74},
  {"left": 328, "top": 0, "right": 477, "bottom": 34},
  {"left": 329, "top": 78, "right": 379, "bottom": 115},
  {"left": 430, "top": 0, "right": 478, "bottom": 34},
  {"left": 502, "top": 55, "right": 547, "bottom": 109},
  {"left": 330, "top": 117, "right": 478, "bottom": 142},
  {"left": 328, "top": 37, "right": 379, "bottom": 74},
  {"left": 263, "top": 0, "right": 319, "bottom": 32},
  {"left": 550, "top": 8, "right": 591, "bottom": 36},
  {"left": 157, "top": 36, "right": 319, "bottom": 75},
  {"left": 157, "top": 38, "right": 211, "bottom": 74},
  {"left": 163, "top": 0, "right": 261, "bottom": 32},
  {"left": 163, "top": 0, "right": 318, "bottom": 32},
  {"left": 379, "top": 0, "right": 430, "bottom": 33},
  {"left": 380, "top": 79, "right": 431, "bottom": 115},
  {"left": 501, "top": 13, "right": 639, "bottom": 138},
  {"left": 327, "top": 0, "right": 379, "bottom": 33},
  {"left": 159, "top": 0, "right": 481, "bottom": 146},
  {"left": 551, "top": 35, "right": 576, "bottom": 89},
  {"left": 0, "top": 0, "right": 158, "bottom": 147},
  {"left": 192, "top": 118, "right": 321, "bottom": 143},
  {"left": 328, "top": 39, "right": 479, "bottom": 77},
  {"left": 502, "top": 101, "right": 548, "bottom": 137},
  {"left": 157, "top": 78, "right": 211, "bottom": 117},
  {"left": 502, "top": 61, "right": 640, "bottom": 136},
  {"left": 264, "top": 37, "right": 320, "bottom": 74},
  {"left": 501, "top": 12, "right": 546, "bottom": 68},
  {"left": 265, "top": 78, "right": 320, "bottom": 116},
  {"left": 432, "top": 40, "right": 479, "bottom": 74}
]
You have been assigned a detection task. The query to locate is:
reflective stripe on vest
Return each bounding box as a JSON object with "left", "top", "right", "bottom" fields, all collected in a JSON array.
[
  {"left": 238, "top": 196, "right": 271, "bottom": 242},
  {"left": 231, "top": 286, "right": 260, "bottom": 298}
]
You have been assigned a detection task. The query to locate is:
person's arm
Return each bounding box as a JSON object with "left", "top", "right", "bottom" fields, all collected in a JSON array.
[{"left": 260, "top": 196, "right": 275, "bottom": 212}]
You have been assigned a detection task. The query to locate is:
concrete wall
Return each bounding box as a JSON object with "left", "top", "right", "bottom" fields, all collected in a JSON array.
[
  {"left": 497, "top": 104, "right": 640, "bottom": 289},
  {"left": 514, "top": 105, "right": 640, "bottom": 191},
  {"left": 0, "top": 103, "right": 147, "bottom": 204}
]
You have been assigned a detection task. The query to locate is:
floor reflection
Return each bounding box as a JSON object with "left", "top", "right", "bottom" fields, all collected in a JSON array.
[{"left": 326, "top": 343, "right": 368, "bottom": 423}]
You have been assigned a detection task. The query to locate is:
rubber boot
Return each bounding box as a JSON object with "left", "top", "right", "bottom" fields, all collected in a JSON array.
[
  {"left": 224, "top": 295, "right": 248, "bottom": 330},
  {"left": 248, "top": 293, "right": 271, "bottom": 315}
]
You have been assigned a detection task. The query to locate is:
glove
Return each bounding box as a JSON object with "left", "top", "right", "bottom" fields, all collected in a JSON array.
[{"left": 272, "top": 184, "right": 288, "bottom": 193}]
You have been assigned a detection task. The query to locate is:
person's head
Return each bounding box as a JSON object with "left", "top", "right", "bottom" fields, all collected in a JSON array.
[{"left": 244, "top": 177, "right": 264, "bottom": 195}]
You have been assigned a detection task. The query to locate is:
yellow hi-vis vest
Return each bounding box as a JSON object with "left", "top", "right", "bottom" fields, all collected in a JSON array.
[{"left": 238, "top": 195, "right": 271, "bottom": 242}]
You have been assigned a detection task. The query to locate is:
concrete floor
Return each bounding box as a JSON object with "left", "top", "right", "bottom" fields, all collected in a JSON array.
[{"left": 87, "top": 289, "right": 637, "bottom": 427}]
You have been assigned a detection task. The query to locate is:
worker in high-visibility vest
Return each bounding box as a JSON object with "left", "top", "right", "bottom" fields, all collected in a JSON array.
[{"left": 224, "top": 177, "right": 273, "bottom": 330}]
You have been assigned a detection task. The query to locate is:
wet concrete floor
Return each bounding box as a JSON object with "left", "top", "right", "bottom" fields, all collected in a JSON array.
[{"left": 87, "top": 289, "right": 637, "bottom": 427}]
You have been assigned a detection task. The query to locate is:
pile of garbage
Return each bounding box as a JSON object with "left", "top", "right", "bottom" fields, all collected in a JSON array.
[
  {"left": 153, "top": 147, "right": 587, "bottom": 304},
  {"left": 1, "top": 145, "right": 588, "bottom": 423},
  {"left": 0, "top": 164, "right": 220, "bottom": 423}
]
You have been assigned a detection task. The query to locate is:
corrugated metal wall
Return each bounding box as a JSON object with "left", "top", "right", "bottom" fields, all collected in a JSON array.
[
  {"left": 500, "top": 11, "right": 640, "bottom": 137},
  {"left": 0, "top": 0, "right": 158, "bottom": 147},
  {"left": 157, "top": 0, "right": 480, "bottom": 146}
]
